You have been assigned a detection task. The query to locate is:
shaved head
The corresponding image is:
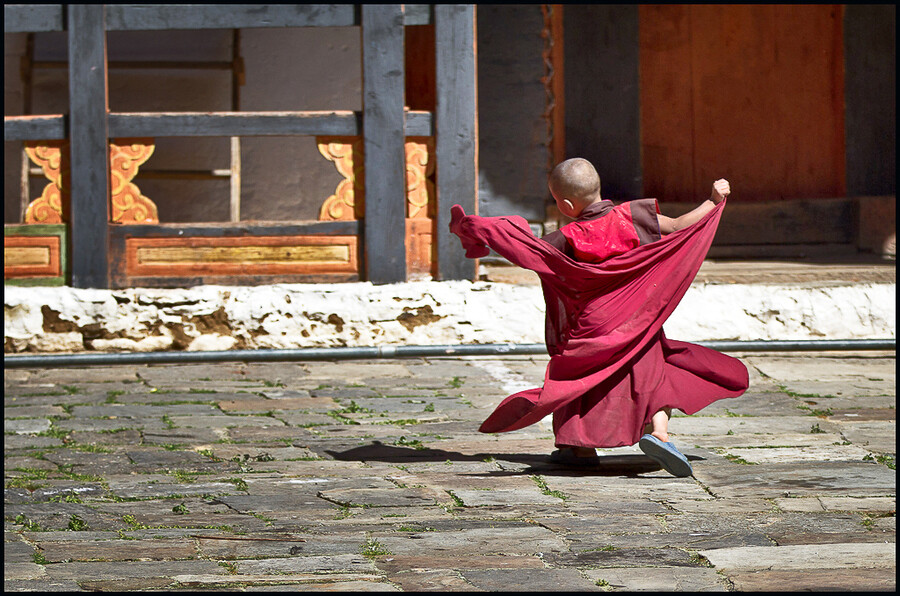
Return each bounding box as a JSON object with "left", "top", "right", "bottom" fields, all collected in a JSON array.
[{"left": 549, "top": 158, "right": 601, "bottom": 208}]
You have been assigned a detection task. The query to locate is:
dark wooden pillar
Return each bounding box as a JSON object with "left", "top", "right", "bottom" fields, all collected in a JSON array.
[
  {"left": 361, "top": 4, "right": 407, "bottom": 284},
  {"left": 435, "top": 4, "right": 478, "bottom": 281},
  {"left": 844, "top": 4, "right": 896, "bottom": 196},
  {"left": 67, "top": 4, "right": 110, "bottom": 288},
  {"left": 565, "top": 5, "right": 641, "bottom": 201}
]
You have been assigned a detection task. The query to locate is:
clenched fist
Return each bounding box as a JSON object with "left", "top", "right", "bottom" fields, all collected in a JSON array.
[{"left": 710, "top": 179, "right": 730, "bottom": 204}]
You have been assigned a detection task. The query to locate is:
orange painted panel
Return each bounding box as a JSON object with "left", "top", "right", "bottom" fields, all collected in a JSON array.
[
  {"left": 4, "top": 235, "right": 62, "bottom": 278},
  {"left": 640, "top": 5, "right": 845, "bottom": 202},
  {"left": 406, "top": 217, "right": 434, "bottom": 277},
  {"left": 126, "top": 235, "right": 359, "bottom": 278}
]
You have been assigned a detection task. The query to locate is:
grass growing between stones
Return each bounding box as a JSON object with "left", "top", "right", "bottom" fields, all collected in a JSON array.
[
  {"left": 360, "top": 537, "right": 392, "bottom": 558},
  {"left": 797, "top": 404, "right": 834, "bottom": 417},
  {"left": 863, "top": 453, "right": 896, "bottom": 470},
  {"left": 13, "top": 514, "right": 43, "bottom": 532},
  {"left": 68, "top": 514, "right": 88, "bottom": 531},
  {"left": 721, "top": 453, "right": 758, "bottom": 466},
  {"left": 393, "top": 436, "right": 427, "bottom": 450},
  {"left": 531, "top": 474, "right": 568, "bottom": 500}
]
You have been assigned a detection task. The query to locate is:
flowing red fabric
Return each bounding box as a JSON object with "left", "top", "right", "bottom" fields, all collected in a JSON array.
[{"left": 449, "top": 200, "right": 749, "bottom": 447}]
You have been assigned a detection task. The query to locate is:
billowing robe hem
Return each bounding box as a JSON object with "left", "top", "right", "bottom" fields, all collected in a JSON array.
[{"left": 449, "top": 199, "right": 749, "bottom": 447}]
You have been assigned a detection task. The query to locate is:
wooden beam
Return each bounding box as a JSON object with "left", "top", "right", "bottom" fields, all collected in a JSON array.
[
  {"left": 3, "top": 115, "right": 66, "bottom": 141},
  {"left": 105, "top": 111, "right": 432, "bottom": 138},
  {"left": 435, "top": 5, "right": 478, "bottom": 281},
  {"left": 4, "top": 4, "right": 433, "bottom": 34},
  {"left": 105, "top": 4, "right": 358, "bottom": 30},
  {"left": 361, "top": 5, "right": 407, "bottom": 283},
  {"left": 405, "top": 110, "right": 434, "bottom": 136},
  {"left": 4, "top": 4, "right": 64, "bottom": 33},
  {"left": 404, "top": 5, "right": 433, "bottom": 26},
  {"left": 111, "top": 220, "right": 361, "bottom": 238},
  {"left": 108, "top": 111, "right": 360, "bottom": 137},
  {"left": 67, "top": 5, "right": 110, "bottom": 288},
  {"left": 6, "top": 110, "right": 432, "bottom": 144}
]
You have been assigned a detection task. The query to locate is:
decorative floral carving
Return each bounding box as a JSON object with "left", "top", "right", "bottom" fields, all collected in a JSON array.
[
  {"left": 24, "top": 141, "right": 69, "bottom": 224},
  {"left": 317, "top": 137, "right": 435, "bottom": 222},
  {"left": 24, "top": 139, "right": 159, "bottom": 225},
  {"left": 317, "top": 137, "right": 364, "bottom": 221},
  {"left": 109, "top": 138, "right": 158, "bottom": 224},
  {"left": 405, "top": 137, "right": 435, "bottom": 219}
]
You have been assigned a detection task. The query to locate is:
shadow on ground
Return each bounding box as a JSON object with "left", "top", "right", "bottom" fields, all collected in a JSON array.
[{"left": 324, "top": 440, "right": 706, "bottom": 477}]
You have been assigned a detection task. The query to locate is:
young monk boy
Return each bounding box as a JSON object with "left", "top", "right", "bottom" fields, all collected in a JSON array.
[{"left": 449, "top": 158, "right": 749, "bottom": 477}]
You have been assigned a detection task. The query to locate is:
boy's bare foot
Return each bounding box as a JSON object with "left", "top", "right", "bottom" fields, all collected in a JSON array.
[{"left": 650, "top": 431, "right": 669, "bottom": 443}]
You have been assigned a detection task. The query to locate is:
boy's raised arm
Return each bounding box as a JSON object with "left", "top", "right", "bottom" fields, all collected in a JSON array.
[{"left": 657, "top": 179, "right": 730, "bottom": 235}]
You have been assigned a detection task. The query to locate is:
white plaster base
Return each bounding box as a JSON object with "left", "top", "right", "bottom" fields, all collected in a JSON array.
[{"left": 3, "top": 280, "right": 895, "bottom": 353}]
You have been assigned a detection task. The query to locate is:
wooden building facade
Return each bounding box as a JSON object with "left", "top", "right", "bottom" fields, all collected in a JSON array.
[
  {"left": 4, "top": 5, "right": 895, "bottom": 289},
  {"left": 5, "top": 4, "right": 477, "bottom": 288}
]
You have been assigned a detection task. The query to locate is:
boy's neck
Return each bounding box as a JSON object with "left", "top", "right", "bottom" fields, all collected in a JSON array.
[{"left": 572, "top": 195, "right": 604, "bottom": 217}]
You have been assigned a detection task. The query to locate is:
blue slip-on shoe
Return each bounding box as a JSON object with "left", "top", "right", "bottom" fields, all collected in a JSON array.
[{"left": 638, "top": 434, "right": 693, "bottom": 477}]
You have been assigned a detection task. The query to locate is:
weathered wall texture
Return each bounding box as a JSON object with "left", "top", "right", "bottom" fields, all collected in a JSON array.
[{"left": 4, "top": 281, "right": 894, "bottom": 354}]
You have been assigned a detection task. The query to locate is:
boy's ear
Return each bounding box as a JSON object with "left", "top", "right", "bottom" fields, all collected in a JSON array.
[{"left": 562, "top": 199, "right": 576, "bottom": 214}]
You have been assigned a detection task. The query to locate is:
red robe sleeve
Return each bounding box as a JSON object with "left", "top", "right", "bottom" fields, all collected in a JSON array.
[{"left": 449, "top": 199, "right": 741, "bottom": 434}]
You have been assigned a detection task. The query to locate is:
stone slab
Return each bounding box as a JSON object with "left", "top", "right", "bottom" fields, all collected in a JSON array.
[
  {"left": 830, "top": 420, "right": 896, "bottom": 454},
  {"left": 235, "top": 554, "right": 375, "bottom": 574},
  {"left": 373, "top": 555, "right": 545, "bottom": 574},
  {"left": 818, "top": 496, "right": 896, "bottom": 513},
  {"left": 3, "top": 579, "right": 81, "bottom": 591},
  {"left": 4, "top": 419, "right": 51, "bottom": 434},
  {"left": 43, "top": 559, "right": 229, "bottom": 580},
  {"left": 726, "top": 568, "right": 896, "bottom": 592},
  {"left": 68, "top": 429, "right": 144, "bottom": 446},
  {"left": 693, "top": 461, "right": 896, "bottom": 498},
  {"left": 700, "top": 542, "right": 896, "bottom": 571},
  {"left": 461, "top": 567, "right": 602, "bottom": 592},
  {"left": 577, "top": 531, "right": 775, "bottom": 551},
  {"left": 217, "top": 397, "right": 338, "bottom": 412},
  {"left": 668, "top": 415, "right": 841, "bottom": 436},
  {"left": 38, "top": 539, "right": 198, "bottom": 562},
  {"left": 105, "top": 481, "right": 238, "bottom": 500},
  {"left": 3, "top": 562, "right": 48, "bottom": 581},
  {"left": 744, "top": 356, "right": 897, "bottom": 382},
  {"left": 451, "top": 487, "right": 563, "bottom": 506},
  {"left": 723, "top": 444, "right": 874, "bottom": 464},
  {"left": 584, "top": 567, "right": 729, "bottom": 592},
  {"left": 167, "top": 414, "right": 286, "bottom": 428},
  {"left": 538, "top": 515, "right": 664, "bottom": 536},
  {"left": 385, "top": 569, "right": 476, "bottom": 592},
  {"left": 3, "top": 434, "right": 63, "bottom": 449},
  {"left": 374, "top": 526, "right": 567, "bottom": 556},
  {"left": 169, "top": 573, "right": 393, "bottom": 591},
  {"left": 77, "top": 577, "right": 176, "bottom": 591},
  {"left": 544, "top": 547, "right": 698, "bottom": 568},
  {"left": 4, "top": 405, "right": 68, "bottom": 418},
  {"left": 318, "top": 486, "right": 449, "bottom": 508}
]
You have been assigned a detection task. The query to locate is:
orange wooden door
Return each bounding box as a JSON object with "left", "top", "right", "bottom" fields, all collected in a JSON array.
[{"left": 640, "top": 5, "right": 845, "bottom": 202}]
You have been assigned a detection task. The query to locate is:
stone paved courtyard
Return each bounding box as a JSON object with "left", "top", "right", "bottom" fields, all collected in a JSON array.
[{"left": 4, "top": 352, "right": 895, "bottom": 591}]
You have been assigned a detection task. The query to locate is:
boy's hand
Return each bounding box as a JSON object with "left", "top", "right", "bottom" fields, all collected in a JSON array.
[
  {"left": 449, "top": 205, "right": 490, "bottom": 258},
  {"left": 710, "top": 179, "right": 730, "bottom": 204},
  {"left": 449, "top": 204, "right": 467, "bottom": 235}
]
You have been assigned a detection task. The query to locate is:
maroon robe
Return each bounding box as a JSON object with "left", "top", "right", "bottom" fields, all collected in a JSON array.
[{"left": 449, "top": 199, "right": 749, "bottom": 448}]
